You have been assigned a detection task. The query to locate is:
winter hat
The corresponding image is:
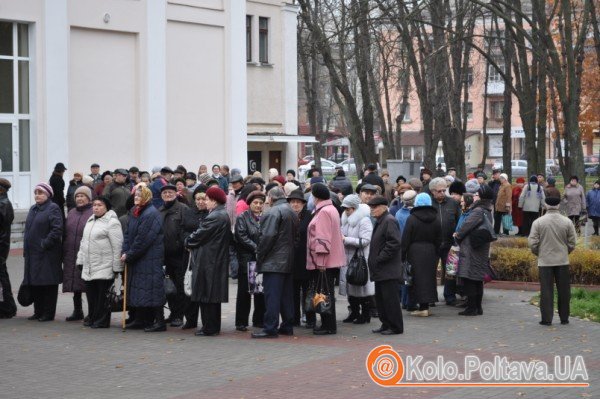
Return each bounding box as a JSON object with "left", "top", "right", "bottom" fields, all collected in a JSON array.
[
  {"left": 448, "top": 181, "right": 466, "bottom": 196},
  {"left": 94, "top": 195, "right": 112, "bottom": 211},
  {"left": 476, "top": 172, "right": 488, "bottom": 180},
  {"left": 286, "top": 169, "right": 296, "bottom": 177},
  {"left": 268, "top": 168, "right": 279, "bottom": 180},
  {"left": 283, "top": 182, "right": 299, "bottom": 197},
  {"left": 206, "top": 186, "right": 227, "bottom": 204},
  {"left": 230, "top": 168, "right": 242, "bottom": 177},
  {"left": 401, "top": 190, "right": 417, "bottom": 206},
  {"left": 397, "top": 183, "right": 412, "bottom": 196},
  {"left": 192, "top": 184, "right": 208, "bottom": 197},
  {"left": 516, "top": 177, "right": 525, "bottom": 183},
  {"left": 74, "top": 185, "right": 92, "bottom": 201},
  {"left": 529, "top": 175, "right": 538, "bottom": 183},
  {"left": 273, "top": 175, "right": 286, "bottom": 186},
  {"left": 499, "top": 173, "right": 509, "bottom": 181},
  {"left": 186, "top": 172, "right": 197, "bottom": 181},
  {"left": 341, "top": 194, "right": 361, "bottom": 209},
  {"left": 82, "top": 175, "right": 94, "bottom": 186},
  {"left": 547, "top": 177, "right": 556, "bottom": 186},
  {"left": 311, "top": 183, "right": 330, "bottom": 200},
  {"left": 198, "top": 173, "right": 212, "bottom": 185},
  {"left": 310, "top": 176, "right": 325, "bottom": 185},
  {"left": 246, "top": 190, "right": 266, "bottom": 205},
  {"left": 444, "top": 175, "right": 455, "bottom": 184},
  {"left": 414, "top": 192, "right": 432, "bottom": 207},
  {"left": 465, "top": 178, "right": 480, "bottom": 194},
  {"left": 408, "top": 177, "right": 423, "bottom": 191},
  {"left": 545, "top": 197, "right": 561, "bottom": 206},
  {"left": 478, "top": 184, "right": 494, "bottom": 200},
  {"left": 35, "top": 182, "right": 54, "bottom": 198}
]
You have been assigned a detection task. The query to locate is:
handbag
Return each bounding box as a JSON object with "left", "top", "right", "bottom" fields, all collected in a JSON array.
[
  {"left": 312, "top": 270, "right": 333, "bottom": 315},
  {"left": 501, "top": 214, "right": 513, "bottom": 232},
  {"left": 445, "top": 245, "right": 460, "bottom": 277},
  {"left": 346, "top": 238, "right": 368, "bottom": 286},
  {"left": 470, "top": 212, "right": 497, "bottom": 249},
  {"left": 483, "top": 261, "right": 498, "bottom": 283},
  {"left": 17, "top": 283, "right": 33, "bottom": 307},
  {"left": 164, "top": 266, "right": 177, "bottom": 296},
  {"left": 107, "top": 282, "right": 125, "bottom": 312},
  {"left": 304, "top": 280, "right": 316, "bottom": 313},
  {"left": 247, "top": 261, "right": 263, "bottom": 294},
  {"left": 183, "top": 253, "right": 193, "bottom": 297},
  {"left": 402, "top": 260, "right": 413, "bottom": 286}
]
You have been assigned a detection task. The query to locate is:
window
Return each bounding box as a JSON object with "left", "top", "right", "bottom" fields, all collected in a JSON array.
[
  {"left": 401, "top": 103, "right": 410, "bottom": 122},
  {"left": 246, "top": 16, "right": 252, "bottom": 62},
  {"left": 490, "top": 101, "right": 504, "bottom": 120},
  {"left": 402, "top": 146, "right": 411, "bottom": 160},
  {"left": 466, "top": 67, "right": 473, "bottom": 86},
  {"left": 259, "top": 17, "right": 269, "bottom": 63},
  {"left": 488, "top": 57, "right": 505, "bottom": 83},
  {"left": 465, "top": 101, "right": 473, "bottom": 121},
  {"left": 414, "top": 146, "right": 423, "bottom": 162}
]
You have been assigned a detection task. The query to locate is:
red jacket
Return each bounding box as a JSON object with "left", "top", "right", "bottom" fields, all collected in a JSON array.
[{"left": 306, "top": 200, "right": 346, "bottom": 270}]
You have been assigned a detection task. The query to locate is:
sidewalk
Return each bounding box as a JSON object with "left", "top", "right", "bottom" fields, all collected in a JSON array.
[{"left": 2, "top": 254, "right": 598, "bottom": 399}]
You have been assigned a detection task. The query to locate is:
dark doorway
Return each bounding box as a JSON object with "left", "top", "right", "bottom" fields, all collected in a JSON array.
[
  {"left": 269, "top": 151, "right": 281, "bottom": 174},
  {"left": 248, "top": 151, "right": 262, "bottom": 175}
]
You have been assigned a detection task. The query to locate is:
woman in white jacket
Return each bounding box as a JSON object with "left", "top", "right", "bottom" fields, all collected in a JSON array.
[
  {"left": 339, "top": 194, "right": 374, "bottom": 324},
  {"left": 76, "top": 197, "right": 124, "bottom": 328}
]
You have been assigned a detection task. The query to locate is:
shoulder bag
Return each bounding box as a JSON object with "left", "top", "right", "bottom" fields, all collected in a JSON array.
[
  {"left": 346, "top": 238, "right": 368, "bottom": 286},
  {"left": 183, "top": 252, "right": 193, "bottom": 297}
]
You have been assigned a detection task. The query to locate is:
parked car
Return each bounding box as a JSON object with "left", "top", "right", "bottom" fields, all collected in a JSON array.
[
  {"left": 584, "top": 156, "right": 599, "bottom": 176},
  {"left": 545, "top": 159, "right": 560, "bottom": 176},
  {"left": 298, "top": 159, "right": 340, "bottom": 181},
  {"left": 339, "top": 158, "right": 357, "bottom": 175},
  {"left": 298, "top": 155, "right": 314, "bottom": 166},
  {"left": 490, "top": 160, "right": 528, "bottom": 177},
  {"left": 328, "top": 153, "right": 349, "bottom": 164}
]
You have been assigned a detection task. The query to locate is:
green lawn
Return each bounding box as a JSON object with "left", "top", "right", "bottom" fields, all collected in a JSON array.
[{"left": 530, "top": 288, "right": 600, "bottom": 322}]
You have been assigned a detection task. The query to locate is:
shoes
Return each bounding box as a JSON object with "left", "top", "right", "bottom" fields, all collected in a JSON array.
[
  {"left": 410, "top": 310, "right": 430, "bottom": 317},
  {"left": 305, "top": 322, "right": 315, "bottom": 329},
  {"left": 277, "top": 329, "right": 294, "bottom": 336},
  {"left": 125, "top": 320, "right": 146, "bottom": 330},
  {"left": 66, "top": 310, "right": 84, "bottom": 322},
  {"left": 380, "top": 329, "right": 403, "bottom": 335},
  {"left": 561, "top": 320, "right": 569, "bottom": 325},
  {"left": 455, "top": 302, "right": 468, "bottom": 308},
  {"left": 251, "top": 331, "right": 278, "bottom": 338},
  {"left": 38, "top": 315, "right": 54, "bottom": 322},
  {"left": 27, "top": 314, "right": 40, "bottom": 321},
  {"left": 445, "top": 301, "right": 457, "bottom": 306},
  {"left": 195, "top": 330, "right": 219, "bottom": 336},
  {"left": 144, "top": 323, "right": 167, "bottom": 332},
  {"left": 405, "top": 306, "right": 418, "bottom": 312},
  {"left": 165, "top": 315, "right": 172, "bottom": 324},
  {"left": 539, "top": 321, "right": 552, "bottom": 326},
  {"left": 372, "top": 326, "right": 389, "bottom": 333},
  {"left": 252, "top": 323, "right": 265, "bottom": 329},
  {"left": 181, "top": 322, "right": 197, "bottom": 330},
  {"left": 342, "top": 313, "right": 359, "bottom": 323},
  {"left": 90, "top": 323, "right": 110, "bottom": 329},
  {"left": 236, "top": 326, "right": 248, "bottom": 332},
  {"left": 353, "top": 314, "right": 371, "bottom": 324},
  {"left": 170, "top": 318, "right": 183, "bottom": 327},
  {"left": 477, "top": 308, "right": 483, "bottom": 315},
  {"left": 458, "top": 310, "right": 478, "bottom": 316},
  {"left": 313, "top": 329, "right": 336, "bottom": 335}
]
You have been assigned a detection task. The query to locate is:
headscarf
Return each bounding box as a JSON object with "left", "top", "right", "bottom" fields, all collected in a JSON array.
[{"left": 133, "top": 185, "right": 152, "bottom": 217}]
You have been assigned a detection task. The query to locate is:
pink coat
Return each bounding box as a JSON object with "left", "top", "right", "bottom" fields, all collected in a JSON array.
[{"left": 306, "top": 199, "right": 346, "bottom": 270}]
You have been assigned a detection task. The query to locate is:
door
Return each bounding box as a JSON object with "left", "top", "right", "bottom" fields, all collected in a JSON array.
[
  {"left": 269, "top": 151, "right": 281, "bottom": 174},
  {"left": 0, "top": 118, "right": 31, "bottom": 209},
  {"left": 247, "top": 151, "right": 262, "bottom": 175}
]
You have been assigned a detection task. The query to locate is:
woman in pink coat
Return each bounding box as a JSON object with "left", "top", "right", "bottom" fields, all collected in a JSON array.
[{"left": 306, "top": 183, "right": 346, "bottom": 335}]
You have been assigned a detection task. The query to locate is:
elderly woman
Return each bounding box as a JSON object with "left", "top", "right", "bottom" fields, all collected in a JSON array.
[
  {"left": 455, "top": 185, "right": 495, "bottom": 316},
  {"left": 401, "top": 193, "right": 441, "bottom": 317},
  {"left": 185, "top": 186, "right": 232, "bottom": 336},
  {"left": 339, "top": 194, "right": 373, "bottom": 324},
  {"left": 306, "top": 183, "right": 346, "bottom": 335},
  {"left": 518, "top": 175, "right": 545, "bottom": 236},
  {"left": 511, "top": 177, "right": 525, "bottom": 235},
  {"left": 494, "top": 174, "right": 513, "bottom": 235},
  {"left": 234, "top": 190, "right": 266, "bottom": 331},
  {"left": 122, "top": 185, "right": 166, "bottom": 332},
  {"left": 23, "top": 183, "right": 64, "bottom": 321},
  {"left": 94, "top": 171, "right": 113, "bottom": 198},
  {"left": 77, "top": 197, "right": 123, "bottom": 328},
  {"left": 62, "top": 185, "right": 94, "bottom": 322},
  {"left": 563, "top": 176, "right": 586, "bottom": 232}
]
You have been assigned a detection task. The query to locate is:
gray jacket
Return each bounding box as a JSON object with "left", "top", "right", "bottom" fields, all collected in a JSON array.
[
  {"left": 563, "top": 184, "right": 586, "bottom": 216},
  {"left": 455, "top": 200, "right": 494, "bottom": 282},
  {"left": 528, "top": 209, "right": 577, "bottom": 267},
  {"left": 518, "top": 182, "right": 545, "bottom": 213}
]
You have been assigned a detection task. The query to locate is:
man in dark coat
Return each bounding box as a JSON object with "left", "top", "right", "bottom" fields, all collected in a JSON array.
[
  {"left": 367, "top": 195, "right": 404, "bottom": 335},
  {"left": 159, "top": 185, "right": 189, "bottom": 327},
  {"left": 0, "top": 179, "right": 16, "bottom": 318},
  {"left": 185, "top": 186, "right": 231, "bottom": 336},
  {"left": 252, "top": 187, "right": 298, "bottom": 338},
  {"left": 362, "top": 164, "right": 385, "bottom": 194},
  {"left": 49, "top": 162, "right": 67, "bottom": 217},
  {"left": 429, "top": 177, "right": 461, "bottom": 305},
  {"left": 103, "top": 169, "right": 131, "bottom": 217},
  {"left": 330, "top": 168, "right": 353, "bottom": 196}
]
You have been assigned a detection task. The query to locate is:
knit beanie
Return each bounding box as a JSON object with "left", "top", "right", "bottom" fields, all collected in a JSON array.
[
  {"left": 35, "top": 182, "right": 54, "bottom": 198},
  {"left": 414, "top": 192, "right": 432, "bottom": 207},
  {"left": 311, "top": 183, "right": 330, "bottom": 200},
  {"left": 464, "top": 179, "right": 480, "bottom": 194},
  {"left": 74, "top": 185, "right": 92, "bottom": 201}
]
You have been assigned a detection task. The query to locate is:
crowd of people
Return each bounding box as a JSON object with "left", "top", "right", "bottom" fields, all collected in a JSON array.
[{"left": 0, "top": 160, "right": 598, "bottom": 332}]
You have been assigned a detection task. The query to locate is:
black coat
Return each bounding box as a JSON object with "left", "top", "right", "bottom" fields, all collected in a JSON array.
[
  {"left": 256, "top": 198, "right": 297, "bottom": 274},
  {"left": 362, "top": 172, "right": 385, "bottom": 194},
  {"left": 103, "top": 182, "right": 131, "bottom": 218},
  {"left": 182, "top": 207, "right": 209, "bottom": 238},
  {"left": 185, "top": 205, "right": 231, "bottom": 303},
  {"left": 330, "top": 176, "right": 353, "bottom": 196},
  {"left": 234, "top": 210, "right": 261, "bottom": 276},
  {"left": 368, "top": 212, "right": 403, "bottom": 282},
  {"left": 0, "top": 193, "right": 14, "bottom": 260},
  {"left": 159, "top": 200, "right": 188, "bottom": 257},
  {"left": 123, "top": 205, "right": 165, "bottom": 307},
  {"left": 49, "top": 173, "right": 65, "bottom": 211},
  {"left": 432, "top": 197, "right": 461, "bottom": 250},
  {"left": 23, "top": 200, "right": 64, "bottom": 286},
  {"left": 293, "top": 207, "right": 313, "bottom": 280},
  {"left": 66, "top": 180, "right": 83, "bottom": 211},
  {"left": 401, "top": 206, "right": 441, "bottom": 304}
]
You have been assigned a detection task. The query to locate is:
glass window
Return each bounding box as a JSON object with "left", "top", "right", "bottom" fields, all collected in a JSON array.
[
  {"left": 246, "top": 16, "right": 252, "bottom": 62},
  {"left": 0, "top": 124, "right": 12, "bottom": 172},
  {"left": 465, "top": 101, "right": 473, "bottom": 121},
  {"left": 466, "top": 67, "right": 473, "bottom": 86},
  {"left": 0, "top": 59, "right": 15, "bottom": 113},
  {"left": 259, "top": 17, "right": 269, "bottom": 63},
  {"left": 19, "top": 120, "right": 30, "bottom": 172},
  {"left": 488, "top": 57, "right": 505, "bottom": 83},
  {"left": 18, "top": 61, "right": 29, "bottom": 114},
  {"left": 18, "top": 24, "right": 29, "bottom": 57},
  {"left": 402, "top": 145, "right": 411, "bottom": 160},
  {"left": 414, "top": 146, "right": 423, "bottom": 161},
  {"left": 490, "top": 101, "right": 504, "bottom": 120},
  {"left": 0, "top": 22, "right": 13, "bottom": 56},
  {"left": 402, "top": 103, "right": 411, "bottom": 122}
]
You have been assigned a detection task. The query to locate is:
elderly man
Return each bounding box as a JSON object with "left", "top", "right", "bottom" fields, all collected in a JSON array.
[
  {"left": 359, "top": 184, "right": 378, "bottom": 205},
  {"left": 429, "top": 177, "right": 461, "bottom": 305},
  {"left": 367, "top": 195, "right": 404, "bottom": 335},
  {"left": 494, "top": 173, "right": 513, "bottom": 235},
  {"left": 103, "top": 169, "right": 132, "bottom": 217},
  {"left": 252, "top": 187, "right": 298, "bottom": 338},
  {"left": 529, "top": 197, "right": 577, "bottom": 326},
  {"left": 89, "top": 163, "right": 102, "bottom": 186},
  {"left": 0, "top": 178, "right": 16, "bottom": 318}
]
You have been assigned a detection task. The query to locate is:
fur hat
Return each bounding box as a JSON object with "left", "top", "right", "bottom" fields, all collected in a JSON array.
[
  {"left": 465, "top": 179, "right": 480, "bottom": 194},
  {"left": 408, "top": 178, "right": 423, "bottom": 191},
  {"left": 246, "top": 190, "right": 266, "bottom": 205},
  {"left": 82, "top": 175, "right": 94, "bottom": 186},
  {"left": 311, "top": 183, "right": 330, "bottom": 200},
  {"left": 449, "top": 181, "right": 466, "bottom": 196},
  {"left": 341, "top": 194, "right": 361, "bottom": 209}
]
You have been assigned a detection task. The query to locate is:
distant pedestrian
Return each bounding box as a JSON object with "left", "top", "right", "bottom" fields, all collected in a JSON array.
[
  {"left": 49, "top": 162, "right": 67, "bottom": 217},
  {"left": 0, "top": 178, "right": 16, "bottom": 318},
  {"left": 563, "top": 176, "right": 586, "bottom": 233},
  {"left": 518, "top": 175, "right": 545, "bottom": 236},
  {"left": 587, "top": 180, "right": 600, "bottom": 236}
]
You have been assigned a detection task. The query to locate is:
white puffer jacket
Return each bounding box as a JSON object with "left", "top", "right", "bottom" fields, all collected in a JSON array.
[
  {"left": 340, "top": 203, "right": 374, "bottom": 297},
  {"left": 77, "top": 210, "right": 124, "bottom": 281}
]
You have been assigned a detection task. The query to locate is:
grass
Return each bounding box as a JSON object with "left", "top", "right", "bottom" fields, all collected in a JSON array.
[{"left": 530, "top": 288, "right": 600, "bottom": 322}]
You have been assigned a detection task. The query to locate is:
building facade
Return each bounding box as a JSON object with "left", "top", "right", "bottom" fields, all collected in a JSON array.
[{"left": 0, "top": 0, "right": 306, "bottom": 209}]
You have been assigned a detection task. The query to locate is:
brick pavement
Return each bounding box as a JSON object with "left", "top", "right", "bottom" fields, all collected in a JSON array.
[{"left": 1, "top": 255, "right": 598, "bottom": 399}]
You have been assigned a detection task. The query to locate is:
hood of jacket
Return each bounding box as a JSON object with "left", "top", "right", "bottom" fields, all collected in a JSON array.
[
  {"left": 472, "top": 199, "right": 494, "bottom": 212},
  {"left": 341, "top": 203, "right": 370, "bottom": 228},
  {"left": 410, "top": 206, "right": 437, "bottom": 223}
]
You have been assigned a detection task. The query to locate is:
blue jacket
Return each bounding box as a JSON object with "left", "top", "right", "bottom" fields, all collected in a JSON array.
[
  {"left": 587, "top": 188, "right": 600, "bottom": 217},
  {"left": 23, "top": 200, "right": 64, "bottom": 285},
  {"left": 150, "top": 177, "right": 167, "bottom": 209},
  {"left": 123, "top": 205, "right": 165, "bottom": 307},
  {"left": 395, "top": 206, "right": 411, "bottom": 235}
]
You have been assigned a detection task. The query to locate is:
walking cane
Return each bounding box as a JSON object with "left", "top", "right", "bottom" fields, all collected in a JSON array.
[{"left": 121, "top": 263, "right": 128, "bottom": 331}]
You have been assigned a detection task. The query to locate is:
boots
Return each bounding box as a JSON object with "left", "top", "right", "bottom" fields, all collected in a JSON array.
[
  {"left": 353, "top": 297, "right": 371, "bottom": 324},
  {"left": 342, "top": 296, "right": 360, "bottom": 323},
  {"left": 458, "top": 296, "right": 478, "bottom": 316},
  {"left": 66, "top": 293, "right": 84, "bottom": 321},
  {"left": 144, "top": 306, "right": 167, "bottom": 332}
]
